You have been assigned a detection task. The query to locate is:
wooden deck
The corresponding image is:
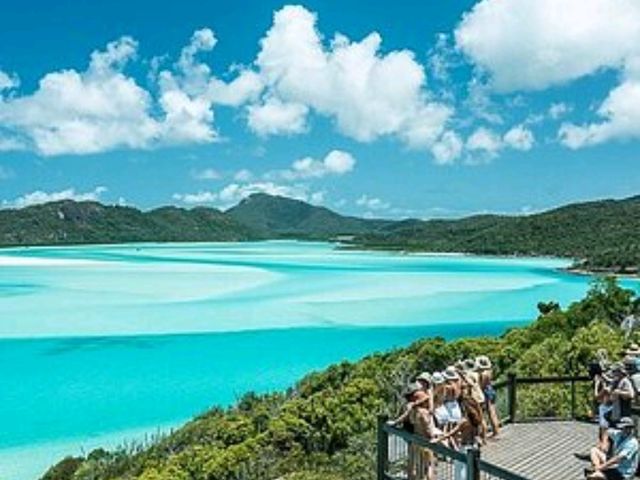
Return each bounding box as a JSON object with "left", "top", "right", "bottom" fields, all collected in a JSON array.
[{"left": 481, "top": 421, "right": 597, "bottom": 480}]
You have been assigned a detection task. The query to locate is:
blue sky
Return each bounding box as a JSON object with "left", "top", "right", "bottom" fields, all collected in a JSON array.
[{"left": 0, "top": 0, "right": 639, "bottom": 218}]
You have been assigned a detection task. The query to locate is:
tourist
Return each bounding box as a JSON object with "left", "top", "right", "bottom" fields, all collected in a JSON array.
[
  {"left": 609, "top": 362, "right": 635, "bottom": 423},
  {"left": 594, "top": 368, "right": 615, "bottom": 440},
  {"left": 444, "top": 366, "right": 464, "bottom": 424},
  {"left": 477, "top": 355, "right": 501, "bottom": 439},
  {"left": 432, "top": 372, "right": 454, "bottom": 444},
  {"left": 586, "top": 417, "right": 639, "bottom": 480},
  {"left": 415, "top": 372, "right": 434, "bottom": 412}
]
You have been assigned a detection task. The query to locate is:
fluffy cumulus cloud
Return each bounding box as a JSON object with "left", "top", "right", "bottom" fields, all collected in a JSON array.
[
  {"left": 0, "top": 30, "right": 262, "bottom": 156},
  {"left": 559, "top": 81, "right": 640, "bottom": 148},
  {"left": 249, "top": 5, "right": 452, "bottom": 150},
  {"left": 456, "top": 0, "right": 640, "bottom": 149},
  {"left": 0, "top": 71, "right": 19, "bottom": 91},
  {"left": 173, "top": 181, "right": 321, "bottom": 208},
  {"left": 466, "top": 125, "right": 535, "bottom": 159},
  {"left": 3, "top": 186, "right": 107, "bottom": 208},
  {"left": 246, "top": 97, "right": 308, "bottom": 136},
  {"left": 0, "top": 38, "right": 160, "bottom": 155},
  {"left": 455, "top": 0, "right": 640, "bottom": 92},
  {"left": 503, "top": 125, "right": 534, "bottom": 151},
  {"left": 430, "top": 131, "right": 464, "bottom": 165},
  {"left": 278, "top": 149, "right": 356, "bottom": 180}
]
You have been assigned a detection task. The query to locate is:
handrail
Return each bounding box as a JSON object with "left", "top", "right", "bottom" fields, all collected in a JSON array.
[{"left": 378, "top": 374, "right": 599, "bottom": 480}]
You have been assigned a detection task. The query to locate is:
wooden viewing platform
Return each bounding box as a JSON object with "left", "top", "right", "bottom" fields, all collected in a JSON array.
[
  {"left": 378, "top": 374, "right": 605, "bottom": 480},
  {"left": 482, "top": 421, "right": 597, "bottom": 480}
]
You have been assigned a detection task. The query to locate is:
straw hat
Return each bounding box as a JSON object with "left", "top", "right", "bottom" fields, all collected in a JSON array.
[
  {"left": 443, "top": 366, "right": 460, "bottom": 381},
  {"left": 626, "top": 343, "right": 640, "bottom": 356},
  {"left": 432, "top": 372, "right": 446, "bottom": 385},
  {"left": 475, "top": 355, "right": 493, "bottom": 370},
  {"left": 617, "top": 417, "right": 635, "bottom": 429},
  {"left": 416, "top": 372, "right": 432, "bottom": 385},
  {"left": 463, "top": 358, "right": 477, "bottom": 371}
]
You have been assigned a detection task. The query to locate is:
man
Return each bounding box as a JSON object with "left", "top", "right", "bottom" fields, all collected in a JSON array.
[
  {"left": 610, "top": 363, "right": 635, "bottom": 422},
  {"left": 587, "top": 417, "right": 639, "bottom": 480}
]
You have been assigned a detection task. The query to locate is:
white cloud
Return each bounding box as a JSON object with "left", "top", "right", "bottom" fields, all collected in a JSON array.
[
  {"left": 246, "top": 97, "right": 308, "bottom": 136},
  {"left": 0, "top": 71, "right": 19, "bottom": 91},
  {"left": 548, "top": 102, "right": 571, "bottom": 120},
  {"left": 191, "top": 168, "right": 221, "bottom": 180},
  {"left": 4, "top": 186, "right": 107, "bottom": 208},
  {"left": 0, "top": 30, "right": 264, "bottom": 156},
  {"left": 172, "top": 190, "right": 218, "bottom": 204},
  {"left": 173, "top": 181, "right": 322, "bottom": 208},
  {"left": 249, "top": 5, "right": 452, "bottom": 149},
  {"left": 431, "top": 131, "right": 464, "bottom": 165},
  {"left": 281, "top": 149, "right": 356, "bottom": 180},
  {"left": 356, "top": 194, "right": 390, "bottom": 211},
  {"left": 0, "top": 37, "right": 161, "bottom": 155},
  {"left": 559, "top": 80, "right": 640, "bottom": 148},
  {"left": 455, "top": 0, "right": 640, "bottom": 92},
  {"left": 466, "top": 127, "right": 502, "bottom": 157},
  {"left": 503, "top": 124, "right": 534, "bottom": 151}
]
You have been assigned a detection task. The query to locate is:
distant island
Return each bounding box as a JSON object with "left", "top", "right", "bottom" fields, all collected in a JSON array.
[{"left": 1, "top": 193, "right": 639, "bottom": 275}]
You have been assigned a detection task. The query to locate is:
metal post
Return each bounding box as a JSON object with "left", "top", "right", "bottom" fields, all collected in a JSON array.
[
  {"left": 507, "top": 373, "right": 517, "bottom": 423},
  {"left": 465, "top": 447, "right": 480, "bottom": 480},
  {"left": 570, "top": 379, "right": 576, "bottom": 420},
  {"left": 377, "top": 415, "right": 389, "bottom": 480}
]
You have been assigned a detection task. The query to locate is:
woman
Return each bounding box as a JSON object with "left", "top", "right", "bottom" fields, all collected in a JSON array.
[
  {"left": 477, "top": 355, "right": 500, "bottom": 439},
  {"left": 432, "top": 371, "right": 457, "bottom": 449}
]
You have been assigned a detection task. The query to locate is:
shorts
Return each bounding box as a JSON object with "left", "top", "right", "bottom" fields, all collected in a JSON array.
[
  {"left": 601, "top": 468, "right": 624, "bottom": 480},
  {"left": 484, "top": 385, "right": 497, "bottom": 404},
  {"left": 598, "top": 404, "right": 613, "bottom": 428}
]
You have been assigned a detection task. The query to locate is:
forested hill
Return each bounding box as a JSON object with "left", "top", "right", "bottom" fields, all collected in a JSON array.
[
  {"left": 351, "top": 195, "right": 640, "bottom": 274},
  {"left": 1, "top": 193, "right": 639, "bottom": 273},
  {"left": 0, "top": 200, "right": 253, "bottom": 245},
  {"left": 42, "top": 279, "right": 640, "bottom": 480}
]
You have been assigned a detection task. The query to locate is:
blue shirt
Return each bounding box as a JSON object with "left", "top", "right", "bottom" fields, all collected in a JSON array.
[{"left": 610, "top": 430, "right": 639, "bottom": 479}]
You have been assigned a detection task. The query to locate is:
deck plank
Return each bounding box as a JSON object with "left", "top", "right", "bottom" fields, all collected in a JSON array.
[{"left": 481, "top": 421, "right": 597, "bottom": 480}]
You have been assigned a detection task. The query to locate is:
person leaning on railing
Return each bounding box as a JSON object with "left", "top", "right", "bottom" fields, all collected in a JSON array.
[{"left": 477, "top": 355, "right": 501, "bottom": 439}]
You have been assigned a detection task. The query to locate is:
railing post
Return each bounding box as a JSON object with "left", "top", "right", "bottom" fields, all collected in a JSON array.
[
  {"left": 570, "top": 379, "right": 576, "bottom": 420},
  {"left": 507, "top": 373, "right": 517, "bottom": 423},
  {"left": 465, "top": 447, "right": 480, "bottom": 480},
  {"left": 377, "top": 415, "right": 389, "bottom": 480}
]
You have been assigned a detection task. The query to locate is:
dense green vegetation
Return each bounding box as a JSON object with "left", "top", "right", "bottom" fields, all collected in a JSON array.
[
  {"left": 0, "top": 201, "right": 253, "bottom": 246},
  {"left": 42, "top": 278, "right": 640, "bottom": 480},
  {"left": 351, "top": 195, "right": 640, "bottom": 274},
  {"left": 2, "top": 193, "right": 639, "bottom": 273}
]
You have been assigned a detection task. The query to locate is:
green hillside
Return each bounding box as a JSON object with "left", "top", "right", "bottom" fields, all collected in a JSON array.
[
  {"left": 41, "top": 278, "right": 640, "bottom": 480},
  {"left": 1, "top": 193, "right": 639, "bottom": 273},
  {"left": 0, "top": 201, "right": 253, "bottom": 246},
  {"left": 226, "top": 193, "right": 390, "bottom": 238},
  {"left": 351, "top": 196, "right": 640, "bottom": 274}
]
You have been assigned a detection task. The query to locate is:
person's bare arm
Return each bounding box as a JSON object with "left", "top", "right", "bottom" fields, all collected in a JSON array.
[
  {"left": 596, "top": 454, "right": 622, "bottom": 471},
  {"left": 387, "top": 402, "right": 415, "bottom": 426}
]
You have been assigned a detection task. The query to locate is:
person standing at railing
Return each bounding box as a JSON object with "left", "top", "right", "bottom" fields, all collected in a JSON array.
[
  {"left": 477, "top": 355, "right": 501, "bottom": 439},
  {"left": 595, "top": 369, "right": 615, "bottom": 441},
  {"left": 586, "top": 417, "right": 639, "bottom": 480},
  {"left": 610, "top": 363, "right": 635, "bottom": 424}
]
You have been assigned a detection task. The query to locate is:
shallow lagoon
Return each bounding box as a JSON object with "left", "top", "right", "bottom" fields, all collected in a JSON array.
[{"left": 0, "top": 241, "right": 637, "bottom": 479}]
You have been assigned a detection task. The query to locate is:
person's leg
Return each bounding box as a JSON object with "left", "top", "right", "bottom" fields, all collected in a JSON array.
[
  {"left": 488, "top": 402, "right": 501, "bottom": 438},
  {"left": 590, "top": 446, "right": 607, "bottom": 468}
]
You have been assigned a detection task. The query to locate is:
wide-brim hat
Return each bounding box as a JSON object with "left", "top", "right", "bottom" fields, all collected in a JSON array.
[
  {"left": 416, "top": 372, "right": 432, "bottom": 384},
  {"left": 626, "top": 343, "right": 640, "bottom": 356},
  {"left": 443, "top": 366, "right": 459, "bottom": 381},
  {"left": 618, "top": 417, "right": 635, "bottom": 429},
  {"left": 432, "top": 372, "right": 446, "bottom": 385},
  {"left": 475, "top": 355, "right": 493, "bottom": 370},
  {"left": 463, "top": 358, "right": 477, "bottom": 371}
]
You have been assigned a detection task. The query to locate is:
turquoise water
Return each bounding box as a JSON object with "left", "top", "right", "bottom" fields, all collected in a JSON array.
[{"left": 0, "top": 241, "right": 637, "bottom": 479}]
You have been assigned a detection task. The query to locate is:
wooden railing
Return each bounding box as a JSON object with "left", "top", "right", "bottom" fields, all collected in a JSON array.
[{"left": 377, "top": 373, "right": 596, "bottom": 480}]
